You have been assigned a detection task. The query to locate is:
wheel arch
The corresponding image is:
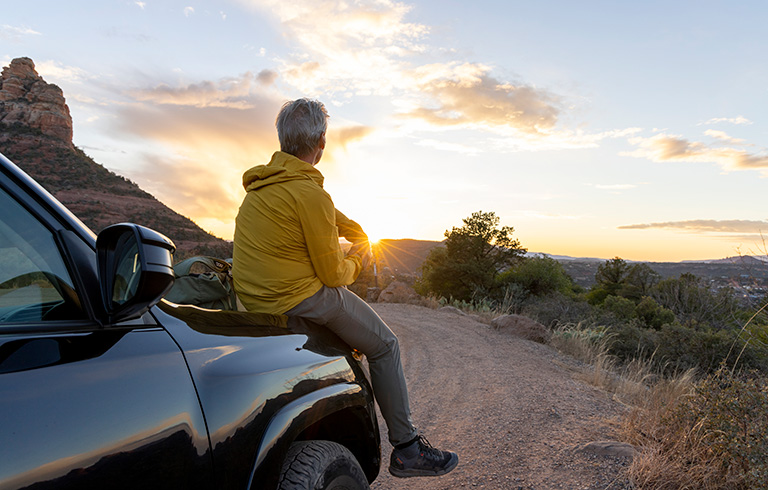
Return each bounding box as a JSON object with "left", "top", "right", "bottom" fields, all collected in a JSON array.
[{"left": 247, "top": 383, "right": 381, "bottom": 489}]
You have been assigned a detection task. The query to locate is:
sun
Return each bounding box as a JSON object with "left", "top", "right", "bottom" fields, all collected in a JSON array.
[{"left": 359, "top": 220, "right": 388, "bottom": 245}]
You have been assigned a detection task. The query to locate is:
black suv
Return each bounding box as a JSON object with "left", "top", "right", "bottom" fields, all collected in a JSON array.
[{"left": 0, "top": 153, "right": 380, "bottom": 490}]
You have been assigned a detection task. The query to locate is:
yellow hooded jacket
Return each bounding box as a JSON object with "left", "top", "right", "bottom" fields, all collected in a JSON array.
[{"left": 232, "top": 151, "right": 367, "bottom": 314}]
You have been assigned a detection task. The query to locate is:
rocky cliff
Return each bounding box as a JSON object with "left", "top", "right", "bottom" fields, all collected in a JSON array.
[
  {"left": 0, "top": 57, "right": 73, "bottom": 145},
  {"left": 0, "top": 57, "right": 232, "bottom": 260}
]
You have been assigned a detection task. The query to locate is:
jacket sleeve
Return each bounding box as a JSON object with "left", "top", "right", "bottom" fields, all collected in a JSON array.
[
  {"left": 335, "top": 208, "right": 369, "bottom": 245},
  {"left": 296, "top": 186, "right": 362, "bottom": 287}
]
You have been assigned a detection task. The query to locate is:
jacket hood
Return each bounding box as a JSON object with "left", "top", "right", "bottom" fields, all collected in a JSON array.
[{"left": 242, "top": 151, "right": 325, "bottom": 192}]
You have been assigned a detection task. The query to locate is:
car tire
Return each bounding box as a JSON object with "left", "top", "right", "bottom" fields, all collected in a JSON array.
[{"left": 278, "top": 440, "right": 370, "bottom": 490}]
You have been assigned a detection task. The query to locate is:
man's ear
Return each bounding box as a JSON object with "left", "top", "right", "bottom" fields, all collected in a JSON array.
[{"left": 320, "top": 132, "right": 326, "bottom": 150}]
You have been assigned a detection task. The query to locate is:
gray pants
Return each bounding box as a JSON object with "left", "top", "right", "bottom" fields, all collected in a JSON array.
[{"left": 285, "top": 286, "right": 418, "bottom": 446}]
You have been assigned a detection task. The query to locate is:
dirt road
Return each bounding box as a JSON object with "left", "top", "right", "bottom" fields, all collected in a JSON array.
[{"left": 369, "top": 303, "right": 632, "bottom": 490}]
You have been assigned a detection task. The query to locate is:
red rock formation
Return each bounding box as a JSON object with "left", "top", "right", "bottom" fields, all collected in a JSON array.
[{"left": 0, "top": 57, "right": 73, "bottom": 146}]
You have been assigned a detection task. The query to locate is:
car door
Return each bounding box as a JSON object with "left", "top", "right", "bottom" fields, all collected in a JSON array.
[{"left": 0, "top": 169, "right": 212, "bottom": 490}]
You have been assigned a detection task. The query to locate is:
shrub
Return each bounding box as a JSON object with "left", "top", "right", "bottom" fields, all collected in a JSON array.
[
  {"left": 520, "top": 291, "right": 592, "bottom": 328},
  {"left": 500, "top": 255, "right": 575, "bottom": 297},
  {"left": 606, "top": 322, "right": 660, "bottom": 364},
  {"left": 635, "top": 296, "right": 676, "bottom": 330},
  {"left": 602, "top": 295, "right": 636, "bottom": 321},
  {"left": 626, "top": 368, "right": 768, "bottom": 489},
  {"left": 653, "top": 273, "right": 740, "bottom": 330},
  {"left": 550, "top": 323, "right": 610, "bottom": 363}
]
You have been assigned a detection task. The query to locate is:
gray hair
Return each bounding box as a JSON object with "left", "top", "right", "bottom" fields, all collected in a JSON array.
[{"left": 276, "top": 98, "right": 329, "bottom": 158}]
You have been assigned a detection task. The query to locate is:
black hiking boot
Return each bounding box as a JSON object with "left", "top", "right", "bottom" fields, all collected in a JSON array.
[{"left": 389, "top": 435, "right": 458, "bottom": 478}]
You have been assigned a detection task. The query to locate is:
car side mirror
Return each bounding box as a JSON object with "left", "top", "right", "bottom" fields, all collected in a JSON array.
[{"left": 96, "top": 224, "right": 176, "bottom": 324}]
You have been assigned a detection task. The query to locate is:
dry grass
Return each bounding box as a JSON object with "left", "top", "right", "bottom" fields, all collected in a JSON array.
[
  {"left": 549, "top": 323, "right": 738, "bottom": 488},
  {"left": 620, "top": 369, "right": 768, "bottom": 489}
]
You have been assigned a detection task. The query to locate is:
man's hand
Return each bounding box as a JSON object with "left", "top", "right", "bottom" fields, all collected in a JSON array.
[{"left": 347, "top": 241, "right": 372, "bottom": 269}]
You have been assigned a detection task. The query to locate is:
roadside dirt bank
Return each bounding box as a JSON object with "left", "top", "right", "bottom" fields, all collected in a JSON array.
[{"left": 369, "top": 303, "right": 633, "bottom": 490}]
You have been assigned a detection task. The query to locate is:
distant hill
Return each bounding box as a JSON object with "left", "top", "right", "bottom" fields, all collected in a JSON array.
[
  {"left": 559, "top": 255, "right": 768, "bottom": 289},
  {"left": 682, "top": 255, "right": 768, "bottom": 265},
  {"left": 0, "top": 57, "right": 231, "bottom": 261},
  {"left": 370, "top": 237, "right": 768, "bottom": 290},
  {"left": 374, "top": 239, "right": 442, "bottom": 276}
]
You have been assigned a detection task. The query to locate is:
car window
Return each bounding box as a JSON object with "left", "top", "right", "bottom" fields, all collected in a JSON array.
[{"left": 0, "top": 188, "right": 85, "bottom": 324}]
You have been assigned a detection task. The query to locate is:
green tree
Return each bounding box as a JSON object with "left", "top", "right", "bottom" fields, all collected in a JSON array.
[
  {"left": 623, "top": 263, "right": 661, "bottom": 300},
  {"left": 634, "top": 296, "right": 676, "bottom": 329},
  {"left": 587, "top": 257, "right": 629, "bottom": 304},
  {"left": 587, "top": 258, "right": 661, "bottom": 304},
  {"left": 595, "top": 257, "right": 630, "bottom": 295},
  {"left": 501, "top": 255, "right": 575, "bottom": 297},
  {"left": 652, "top": 273, "right": 739, "bottom": 329},
  {"left": 417, "top": 211, "right": 526, "bottom": 301}
]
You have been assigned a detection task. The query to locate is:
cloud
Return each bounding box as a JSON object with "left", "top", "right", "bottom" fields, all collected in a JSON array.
[
  {"left": 619, "top": 219, "right": 768, "bottom": 234},
  {"left": 0, "top": 24, "right": 41, "bottom": 41},
  {"left": 236, "top": 0, "right": 614, "bottom": 149},
  {"left": 112, "top": 91, "right": 284, "bottom": 234},
  {"left": 135, "top": 1, "right": 146, "bottom": 9},
  {"left": 625, "top": 133, "right": 768, "bottom": 171},
  {"left": 184, "top": 6, "right": 194, "bottom": 17},
  {"left": 129, "top": 73, "right": 266, "bottom": 108},
  {"left": 236, "top": 0, "right": 427, "bottom": 96},
  {"left": 245, "top": 0, "right": 426, "bottom": 52},
  {"left": 402, "top": 63, "right": 560, "bottom": 135},
  {"left": 328, "top": 125, "right": 374, "bottom": 151},
  {"left": 256, "top": 69, "right": 278, "bottom": 85},
  {"left": 35, "top": 60, "right": 88, "bottom": 83},
  {"left": 699, "top": 116, "right": 752, "bottom": 126},
  {"left": 703, "top": 129, "right": 745, "bottom": 144}
]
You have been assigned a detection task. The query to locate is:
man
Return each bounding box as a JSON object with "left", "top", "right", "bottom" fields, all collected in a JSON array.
[{"left": 233, "top": 98, "right": 458, "bottom": 478}]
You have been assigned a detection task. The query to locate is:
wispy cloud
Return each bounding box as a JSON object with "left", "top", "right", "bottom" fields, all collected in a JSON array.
[
  {"left": 328, "top": 125, "right": 374, "bottom": 151},
  {"left": 35, "top": 60, "right": 87, "bottom": 83},
  {"left": 703, "top": 129, "right": 746, "bottom": 145},
  {"left": 238, "top": 0, "right": 578, "bottom": 141},
  {"left": 624, "top": 133, "right": 768, "bottom": 171},
  {"left": 129, "top": 72, "right": 274, "bottom": 108},
  {"left": 699, "top": 116, "right": 752, "bottom": 126},
  {"left": 135, "top": 1, "right": 146, "bottom": 9},
  {"left": 184, "top": 6, "right": 195, "bottom": 17},
  {"left": 619, "top": 219, "right": 768, "bottom": 234},
  {"left": 0, "top": 24, "right": 41, "bottom": 41},
  {"left": 238, "top": 0, "right": 426, "bottom": 96},
  {"left": 113, "top": 99, "right": 280, "bottom": 232}
]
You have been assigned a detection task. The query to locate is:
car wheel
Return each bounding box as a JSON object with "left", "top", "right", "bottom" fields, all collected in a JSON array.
[{"left": 278, "top": 440, "right": 370, "bottom": 490}]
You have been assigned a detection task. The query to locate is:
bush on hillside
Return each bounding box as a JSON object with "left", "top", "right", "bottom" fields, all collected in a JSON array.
[
  {"left": 500, "top": 255, "right": 576, "bottom": 298},
  {"left": 601, "top": 295, "right": 636, "bottom": 321},
  {"left": 520, "top": 291, "right": 592, "bottom": 328},
  {"left": 607, "top": 321, "right": 768, "bottom": 374},
  {"left": 634, "top": 296, "right": 676, "bottom": 330},
  {"left": 627, "top": 368, "right": 768, "bottom": 489},
  {"left": 653, "top": 273, "right": 740, "bottom": 330}
]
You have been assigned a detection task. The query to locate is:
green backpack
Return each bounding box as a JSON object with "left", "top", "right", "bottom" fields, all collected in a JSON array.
[{"left": 164, "top": 256, "right": 238, "bottom": 310}]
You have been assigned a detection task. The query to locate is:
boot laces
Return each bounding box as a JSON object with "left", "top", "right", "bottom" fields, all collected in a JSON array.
[{"left": 417, "top": 435, "right": 444, "bottom": 462}]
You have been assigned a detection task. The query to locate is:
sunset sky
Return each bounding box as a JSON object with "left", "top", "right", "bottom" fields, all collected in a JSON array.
[{"left": 3, "top": 1, "right": 768, "bottom": 262}]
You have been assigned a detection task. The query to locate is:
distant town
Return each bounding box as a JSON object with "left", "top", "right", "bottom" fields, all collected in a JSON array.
[{"left": 558, "top": 255, "right": 768, "bottom": 306}]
